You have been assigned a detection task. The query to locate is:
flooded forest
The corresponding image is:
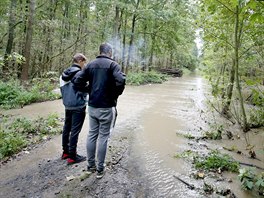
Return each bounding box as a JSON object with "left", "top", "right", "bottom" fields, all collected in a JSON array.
[{"left": 0, "top": 0, "right": 263, "bottom": 198}]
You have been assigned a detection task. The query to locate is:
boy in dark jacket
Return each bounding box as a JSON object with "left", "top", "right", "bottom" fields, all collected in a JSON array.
[{"left": 60, "top": 53, "right": 87, "bottom": 165}]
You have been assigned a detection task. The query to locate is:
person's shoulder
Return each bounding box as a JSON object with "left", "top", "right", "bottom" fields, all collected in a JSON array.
[{"left": 110, "top": 60, "right": 121, "bottom": 69}]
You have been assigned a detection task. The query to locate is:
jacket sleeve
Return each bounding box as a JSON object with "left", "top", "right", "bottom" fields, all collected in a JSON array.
[
  {"left": 111, "top": 62, "right": 126, "bottom": 96},
  {"left": 71, "top": 70, "right": 90, "bottom": 93}
]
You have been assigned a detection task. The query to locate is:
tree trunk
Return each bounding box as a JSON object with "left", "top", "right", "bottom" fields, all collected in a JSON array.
[
  {"left": 113, "top": 5, "right": 120, "bottom": 62},
  {"left": 122, "top": 11, "right": 127, "bottom": 73},
  {"left": 222, "top": 59, "right": 235, "bottom": 115},
  {"left": 234, "top": 5, "right": 248, "bottom": 132},
  {"left": 126, "top": 0, "right": 140, "bottom": 69},
  {"left": 149, "top": 33, "right": 156, "bottom": 69},
  {"left": 142, "top": 22, "right": 147, "bottom": 71},
  {"left": 3, "top": 0, "right": 17, "bottom": 78},
  {"left": 21, "top": 0, "right": 35, "bottom": 81},
  {"left": 74, "top": 0, "right": 85, "bottom": 53}
]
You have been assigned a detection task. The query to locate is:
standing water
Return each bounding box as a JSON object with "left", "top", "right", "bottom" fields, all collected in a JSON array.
[
  {"left": 124, "top": 74, "right": 262, "bottom": 198},
  {"left": 125, "top": 74, "right": 209, "bottom": 197}
]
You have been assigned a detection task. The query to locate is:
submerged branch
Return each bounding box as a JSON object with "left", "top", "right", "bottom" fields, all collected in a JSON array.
[
  {"left": 173, "top": 175, "right": 195, "bottom": 190},
  {"left": 239, "top": 162, "right": 264, "bottom": 170}
]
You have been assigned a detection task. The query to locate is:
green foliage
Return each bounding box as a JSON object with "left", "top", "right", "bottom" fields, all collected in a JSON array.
[
  {"left": 46, "top": 113, "right": 60, "bottom": 128},
  {"left": 238, "top": 168, "right": 264, "bottom": 195},
  {"left": 202, "top": 131, "right": 222, "bottom": 140},
  {"left": 1, "top": 0, "right": 198, "bottom": 79},
  {"left": 0, "top": 114, "right": 61, "bottom": 160},
  {"left": 250, "top": 88, "right": 264, "bottom": 107},
  {"left": 11, "top": 117, "right": 37, "bottom": 134},
  {"left": 199, "top": 0, "right": 264, "bottom": 131},
  {"left": 0, "top": 129, "right": 27, "bottom": 159},
  {"left": 6, "top": 52, "right": 25, "bottom": 64},
  {"left": 238, "top": 168, "right": 256, "bottom": 190},
  {"left": 249, "top": 107, "right": 264, "bottom": 127},
  {"left": 194, "top": 150, "right": 239, "bottom": 172},
  {"left": 0, "top": 79, "right": 60, "bottom": 109},
  {"left": 202, "top": 124, "right": 223, "bottom": 140},
  {"left": 126, "top": 71, "right": 168, "bottom": 85},
  {"left": 174, "top": 150, "right": 198, "bottom": 159},
  {"left": 255, "top": 172, "right": 264, "bottom": 196},
  {"left": 183, "top": 133, "right": 196, "bottom": 139}
]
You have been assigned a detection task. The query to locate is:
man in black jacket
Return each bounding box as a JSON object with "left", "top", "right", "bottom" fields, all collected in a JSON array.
[
  {"left": 60, "top": 53, "right": 87, "bottom": 165},
  {"left": 72, "top": 43, "right": 126, "bottom": 179}
]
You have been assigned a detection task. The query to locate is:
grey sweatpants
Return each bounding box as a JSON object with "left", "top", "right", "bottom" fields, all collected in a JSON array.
[{"left": 87, "top": 106, "right": 117, "bottom": 171}]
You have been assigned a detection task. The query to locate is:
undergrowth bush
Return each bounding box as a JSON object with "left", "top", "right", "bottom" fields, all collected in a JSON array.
[
  {"left": 194, "top": 150, "right": 239, "bottom": 173},
  {"left": 0, "top": 113, "right": 62, "bottom": 160},
  {"left": 126, "top": 71, "right": 168, "bottom": 85},
  {"left": 0, "top": 79, "right": 60, "bottom": 109},
  {"left": 239, "top": 168, "right": 264, "bottom": 196},
  {"left": 248, "top": 107, "right": 264, "bottom": 128}
]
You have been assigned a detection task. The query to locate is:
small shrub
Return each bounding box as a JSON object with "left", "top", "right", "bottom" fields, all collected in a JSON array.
[
  {"left": 249, "top": 107, "right": 264, "bottom": 128},
  {"left": 194, "top": 150, "right": 239, "bottom": 172},
  {"left": 239, "top": 168, "right": 264, "bottom": 195},
  {"left": 0, "top": 79, "right": 60, "bottom": 109},
  {"left": 238, "top": 168, "right": 256, "bottom": 190},
  {"left": 0, "top": 131, "right": 27, "bottom": 159},
  {"left": 174, "top": 150, "right": 198, "bottom": 159},
  {"left": 10, "top": 117, "right": 38, "bottom": 134},
  {"left": 183, "top": 134, "right": 196, "bottom": 139},
  {"left": 202, "top": 124, "right": 223, "bottom": 140},
  {"left": 126, "top": 71, "right": 168, "bottom": 85},
  {"left": 0, "top": 114, "right": 62, "bottom": 160},
  {"left": 255, "top": 172, "right": 264, "bottom": 195}
]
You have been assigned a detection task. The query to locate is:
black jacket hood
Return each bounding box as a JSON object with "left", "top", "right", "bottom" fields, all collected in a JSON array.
[{"left": 62, "top": 64, "right": 81, "bottom": 81}]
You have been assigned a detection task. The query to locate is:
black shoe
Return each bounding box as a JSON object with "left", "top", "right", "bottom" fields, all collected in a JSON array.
[
  {"left": 87, "top": 166, "right": 96, "bottom": 174},
  {"left": 67, "top": 154, "right": 86, "bottom": 165},
  {"left": 96, "top": 169, "right": 105, "bottom": 179}
]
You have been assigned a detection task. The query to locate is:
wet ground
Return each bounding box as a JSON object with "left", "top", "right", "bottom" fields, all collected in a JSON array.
[{"left": 0, "top": 74, "right": 263, "bottom": 198}]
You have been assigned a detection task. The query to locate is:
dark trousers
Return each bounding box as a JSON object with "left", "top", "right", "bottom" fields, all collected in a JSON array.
[{"left": 62, "top": 107, "right": 86, "bottom": 155}]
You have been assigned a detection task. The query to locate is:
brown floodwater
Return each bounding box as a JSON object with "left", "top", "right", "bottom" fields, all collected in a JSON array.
[
  {"left": 1, "top": 73, "right": 263, "bottom": 198},
  {"left": 124, "top": 74, "right": 263, "bottom": 197}
]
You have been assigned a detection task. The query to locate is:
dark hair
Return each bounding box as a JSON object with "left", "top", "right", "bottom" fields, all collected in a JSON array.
[
  {"left": 73, "top": 53, "right": 87, "bottom": 63},
  {"left": 99, "top": 43, "right": 112, "bottom": 55}
]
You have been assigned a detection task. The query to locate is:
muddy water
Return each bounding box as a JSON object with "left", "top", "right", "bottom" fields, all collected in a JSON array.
[
  {"left": 127, "top": 75, "right": 209, "bottom": 197},
  {"left": 126, "top": 74, "right": 263, "bottom": 198}
]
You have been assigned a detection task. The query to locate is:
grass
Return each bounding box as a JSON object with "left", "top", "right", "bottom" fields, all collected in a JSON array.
[
  {"left": 0, "top": 113, "right": 62, "bottom": 160},
  {"left": 0, "top": 78, "right": 60, "bottom": 110}
]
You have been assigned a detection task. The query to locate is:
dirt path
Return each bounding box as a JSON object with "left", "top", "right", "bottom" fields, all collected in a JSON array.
[{"left": 0, "top": 75, "right": 263, "bottom": 198}]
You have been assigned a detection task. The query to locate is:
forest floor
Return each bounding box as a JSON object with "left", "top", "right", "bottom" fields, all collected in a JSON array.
[{"left": 0, "top": 76, "right": 263, "bottom": 198}]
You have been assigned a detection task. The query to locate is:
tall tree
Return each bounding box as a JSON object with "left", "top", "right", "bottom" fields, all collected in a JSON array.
[
  {"left": 3, "top": 0, "right": 17, "bottom": 78},
  {"left": 21, "top": 0, "right": 35, "bottom": 81},
  {"left": 199, "top": 0, "right": 264, "bottom": 131}
]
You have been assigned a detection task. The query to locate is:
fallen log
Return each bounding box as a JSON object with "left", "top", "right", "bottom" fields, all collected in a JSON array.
[{"left": 156, "top": 68, "right": 183, "bottom": 77}]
